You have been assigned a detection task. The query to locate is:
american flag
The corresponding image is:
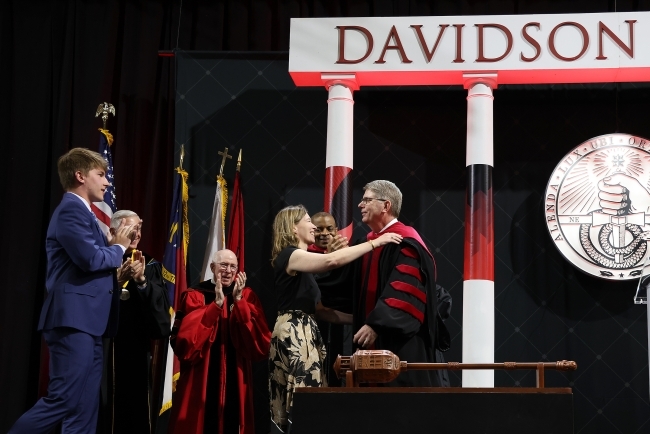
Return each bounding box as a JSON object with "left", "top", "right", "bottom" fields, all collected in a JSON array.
[{"left": 91, "top": 129, "right": 116, "bottom": 235}]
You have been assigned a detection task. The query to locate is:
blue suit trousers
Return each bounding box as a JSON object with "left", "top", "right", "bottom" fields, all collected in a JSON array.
[{"left": 8, "top": 328, "right": 103, "bottom": 434}]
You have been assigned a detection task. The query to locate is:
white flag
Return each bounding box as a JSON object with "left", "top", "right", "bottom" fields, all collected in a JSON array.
[{"left": 200, "top": 176, "right": 227, "bottom": 281}]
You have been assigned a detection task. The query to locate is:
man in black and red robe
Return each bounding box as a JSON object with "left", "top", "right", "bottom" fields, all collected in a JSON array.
[
  {"left": 169, "top": 249, "right": 271, "bottom": 434},
  {"left": 309, "top": 212, "right": 351, "bottom": 313},
  {"left": 308, "top": 212, "right": 353, "bottom": 386},
  {"left": 353, "top": 180, "right": 451, "bottom": 387}
]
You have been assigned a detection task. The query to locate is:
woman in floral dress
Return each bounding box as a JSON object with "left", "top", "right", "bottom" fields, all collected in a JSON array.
[{"left": 268, "top": 205, "right": 401, "bottom": 432}]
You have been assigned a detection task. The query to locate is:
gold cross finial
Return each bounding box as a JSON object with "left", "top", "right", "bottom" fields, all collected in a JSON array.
[{"left": 218, "top": 147, "right": 232, "bottom": 178}]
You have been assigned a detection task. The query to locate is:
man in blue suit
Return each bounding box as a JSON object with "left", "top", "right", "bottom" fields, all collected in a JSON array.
[{"left": 9, "top": 148, "right": 135, "bottom": 434}]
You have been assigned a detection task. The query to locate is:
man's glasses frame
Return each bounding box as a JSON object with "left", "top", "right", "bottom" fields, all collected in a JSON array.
[
  {"left": 217, "top": 262, "right": 238, "bottom": 271},
  {"left": 359, "top": 197, "right": 387, "bottom": 205}
]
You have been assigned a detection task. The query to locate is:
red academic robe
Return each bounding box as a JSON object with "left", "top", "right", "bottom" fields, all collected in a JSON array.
[
  {"left": 355, "top": 221, "right": 449, "bottom": 386},
  {"left": 307, "top": 244, "right": 326, "bottom": 253},
  {"left": 169, "top": 284, "right": 271, "bottom": 434}
]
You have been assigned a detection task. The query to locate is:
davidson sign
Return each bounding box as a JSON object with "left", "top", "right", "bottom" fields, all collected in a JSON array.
[{"left": 289, "top": 12, "right": 650, "bottom": 86}]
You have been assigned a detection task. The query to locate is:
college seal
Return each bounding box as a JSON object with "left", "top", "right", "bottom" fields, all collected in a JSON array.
[{"left": 545, "top": 133, "right": 650, "bottom": 280}]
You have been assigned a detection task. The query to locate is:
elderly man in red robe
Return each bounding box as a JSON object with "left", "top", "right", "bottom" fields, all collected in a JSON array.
[{"left": 169, "top": 249, "right": 271, "bottom": 434}]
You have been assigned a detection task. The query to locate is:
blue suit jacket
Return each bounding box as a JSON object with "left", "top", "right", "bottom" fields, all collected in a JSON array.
[{"left": 38, "top": 193, "right": 124, "bottom": 337}]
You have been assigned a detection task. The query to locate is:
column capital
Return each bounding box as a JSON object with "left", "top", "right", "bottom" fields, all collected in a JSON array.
[
  {"left": 463, "top": 72, "right": 498, "bottom": 90},
  {"left": 321, "top": 73, "right": 359, "bottom": 91}
]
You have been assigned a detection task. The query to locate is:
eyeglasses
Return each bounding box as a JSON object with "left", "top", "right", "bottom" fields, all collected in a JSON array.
[
  {"left": 359, "top": 197, "right": 387, "bottom": 205},
  {"left": 217, "top": 263, "right": 238, "bottom": 271}
]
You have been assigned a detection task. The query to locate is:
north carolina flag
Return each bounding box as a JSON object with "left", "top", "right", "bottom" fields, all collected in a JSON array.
[
  {"left": 91, "top": 129, "right": 116, "bottom": 235},
  {"left": 159, "top": 167, "right": 189, "bottom": 416}
]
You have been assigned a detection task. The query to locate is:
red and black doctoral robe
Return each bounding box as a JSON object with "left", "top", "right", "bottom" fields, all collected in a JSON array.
[
  {"left": 355, "top": 221, "right": 450, "bottom": 387},
  {"left": 169, "top": 281, "right": 271, "bottom": 434}
]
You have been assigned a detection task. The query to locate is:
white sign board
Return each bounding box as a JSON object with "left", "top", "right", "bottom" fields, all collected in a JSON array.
[{"left": 289, "top": 12, "right": 650, "bottom": 86}]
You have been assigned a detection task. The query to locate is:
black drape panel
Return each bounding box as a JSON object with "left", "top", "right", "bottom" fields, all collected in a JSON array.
[{"left": 3, "top": 0, "right": 650, "bottom": 432}]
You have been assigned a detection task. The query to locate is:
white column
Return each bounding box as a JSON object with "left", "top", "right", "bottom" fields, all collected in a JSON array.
[
  {"left": 465, "top": 77, "right": 495, "bottom": 168},
  {"left": 463, "top": 73, "right": 497, "bottom": 388},
  {"left": 322, "top": 74, "right": 358, "bottom": 168},
  {"left": 322, "top": 74, "right": 358, "bottom": 240},
  {"left": 325, "top": 83, "right": 355, "bottom": 168},
  {"left": 463, "top": 281, "right": 495, "bottom": 387}
]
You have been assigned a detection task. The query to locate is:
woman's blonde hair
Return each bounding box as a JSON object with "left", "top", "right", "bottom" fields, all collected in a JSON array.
[{"left": 271, "top": 204, "right": 308, "bottom": 266}]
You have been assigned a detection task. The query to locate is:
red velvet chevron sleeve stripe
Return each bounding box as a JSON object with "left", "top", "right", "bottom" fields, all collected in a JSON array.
[
  {"left": 401, "top": 246, "right": 418, "bottom": 259},
  {"left": 390, "top": 281, "right": 426, "bottom": 304},
  {"left": 365, "top": 242, "right": 428, "bottom": 339},
  {"left": 396, "top": 264, "right": 422, "bottom": 282},
  {"left": 385, "top": 298, "right": 425, "bottom": 323}
]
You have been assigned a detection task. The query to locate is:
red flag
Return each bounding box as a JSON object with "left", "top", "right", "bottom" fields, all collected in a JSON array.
[{"left": 227, "top": 158, "right": 245, "bottom": 271}]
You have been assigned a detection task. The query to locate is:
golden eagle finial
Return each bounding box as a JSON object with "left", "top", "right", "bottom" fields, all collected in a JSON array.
[{"left": 95, "top": 102, "right": 116, "bottom": 129}]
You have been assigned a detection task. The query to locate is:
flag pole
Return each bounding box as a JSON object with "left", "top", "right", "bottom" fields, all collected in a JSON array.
[
  {"left": 227, "top": 149, "right": 245, "bottom": 271},
  {"left": 159, "top": 158, "right": 190, "bottom": 419},
  {"left": 200, "top": 147, "right": 230, "bottom": 281},
  {"left": 218, "top": 146, "right": 232, "bottom": 178},
  {"left": 91, "top": 102, "right": 117, "bottom": 235},
  {"left": 179, "top": 144, "right": 185, "bottom": 170}
]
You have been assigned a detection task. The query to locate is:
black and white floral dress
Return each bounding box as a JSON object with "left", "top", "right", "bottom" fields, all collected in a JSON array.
[{"left": 269, "top": 246, "right": 327, "bottom": 431}]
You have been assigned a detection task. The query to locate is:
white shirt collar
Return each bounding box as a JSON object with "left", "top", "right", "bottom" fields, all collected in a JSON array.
[
  {"left": 68, "top": 192, "right": 92, "bottom": 213},
  {"left": 379, "top": 218, "right": 398, "bottom": 233}
]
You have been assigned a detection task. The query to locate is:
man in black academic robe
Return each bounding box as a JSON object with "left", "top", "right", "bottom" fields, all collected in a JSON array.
[
  {"left": 98, "top": 210, "right": 171, "bottom": 434},
  {"left": 309, "top": 212, "right": 354, "bottom": 386},
  {"left": 353, "top": 180, "right": 450, "bottom": 387}
]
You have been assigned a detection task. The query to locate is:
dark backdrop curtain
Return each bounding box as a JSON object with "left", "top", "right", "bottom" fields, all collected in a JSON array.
[
  {"left": 2, "top": 0, "right": 650, "bottom": 432},
  {"left": 0, "top": 1, "right": 177, "bottom": 430}
]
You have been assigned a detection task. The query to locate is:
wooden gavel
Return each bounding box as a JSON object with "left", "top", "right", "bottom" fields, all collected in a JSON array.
[{"left": 333, "top": 350, "right": 577, "bottom": 387}]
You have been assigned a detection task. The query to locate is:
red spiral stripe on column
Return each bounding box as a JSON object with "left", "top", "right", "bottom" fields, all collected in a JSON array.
[
  {"left": 464, "top": 164, "right": 494, "bottom": 281},
  {"left": 325, "top": 166, "right": 353, "bottom": 240}
]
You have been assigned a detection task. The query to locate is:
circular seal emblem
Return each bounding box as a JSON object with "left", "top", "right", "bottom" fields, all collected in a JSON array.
[{"left": 545, "top": 133, "right": 650, "bottom": 280}]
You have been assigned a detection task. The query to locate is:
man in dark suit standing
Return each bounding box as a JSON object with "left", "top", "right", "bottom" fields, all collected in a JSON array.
[{"left": 9, "top": 148, "right": 134, "bottom": 434}]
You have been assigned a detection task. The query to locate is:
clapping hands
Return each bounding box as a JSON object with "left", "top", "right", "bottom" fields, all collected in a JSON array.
[{"left": 116, "top": 250, "right": 145, "bottom": 286}]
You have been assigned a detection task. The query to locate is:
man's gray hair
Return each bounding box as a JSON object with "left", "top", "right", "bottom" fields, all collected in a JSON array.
[
  {"left": 364, "top": 180, "right": 402, "bottom": 218},
  {"left": 110, "top": 210, "right": 139, "bottom": 230}
]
